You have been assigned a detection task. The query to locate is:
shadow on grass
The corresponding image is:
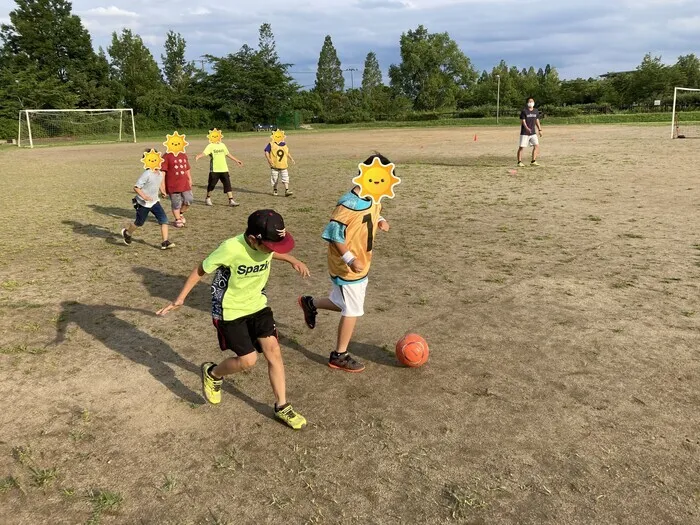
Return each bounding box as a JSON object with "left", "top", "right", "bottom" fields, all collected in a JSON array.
[
  {"left": 63, "top": 220, "right": 152, "bottom": 248},
  {"left": 405, "top": 155, "right": 516, "bottom": 168},
  {"left": 54, "top": 301, "right": 204, "bottom": 405},
  {"left": 88, "top": 204, "right": 134, "bottom": 219}
]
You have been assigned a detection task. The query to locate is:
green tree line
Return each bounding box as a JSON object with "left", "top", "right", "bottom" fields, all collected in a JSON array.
[{"left": 1, "top": 0, "right": 699, "bottom": 138}]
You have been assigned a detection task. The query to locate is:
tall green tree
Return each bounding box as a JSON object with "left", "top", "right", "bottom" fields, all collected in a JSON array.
[
  {"left": 314, "top": 35, "right": 344, "bottom": 96},
  {"left": 361, "top": 51, "right": 383, "bottom": 92},
  {"left": 161, "top": 30, "right": 193, "bottom": 93},
  {"left": 108, "top": 28, "right": 164, "bottom": 109},
  {"left": 388, "top": 25, "right": 477, "bottom": 110},
  {"left": 0, "top": 0, "right": 111, "bottom": 108},
  {"left": 674, "top": 54, "right": 700, "bottom": 88}
]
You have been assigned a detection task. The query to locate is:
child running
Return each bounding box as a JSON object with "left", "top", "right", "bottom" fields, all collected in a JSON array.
[
  {"left": 121, "top": 149, "right": 175, "bottom": 250},
  {"left": 195, "top": 129, "right": 243, "bottom": 207},
  {"left": 264, "top": 129, "right": 295, "bottom": 196},
  {"left": 298, "top": 153, "right": 395, "bottom": 372},
  {"left": 156, "top": 209, "right": 309, "bottom": 429}
]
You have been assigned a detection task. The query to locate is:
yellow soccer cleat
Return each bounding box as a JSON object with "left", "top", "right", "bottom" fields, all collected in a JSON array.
[
  {"left": 275, "top": 404, "right": 307, "bottom": 430},
  {"left": 530, "top": 161, "right": 541, "bottom": 166},
  {"left": 201, "top": 362, "right": 223, "bottom": 404},
  {"left": 517, "top": 161, "right": 526, "bottom": 168}
]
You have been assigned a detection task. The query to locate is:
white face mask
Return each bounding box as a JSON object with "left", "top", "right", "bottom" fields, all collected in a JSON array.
[{"left": 527, "top": 102, "right": 535, "bottom": 108}]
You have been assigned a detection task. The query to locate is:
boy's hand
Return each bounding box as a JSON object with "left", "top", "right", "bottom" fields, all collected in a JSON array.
[
  {"left": 292, "top": 261, "right": 310, "bottom": 278},
  {"left": 236, "top": 160, "right": 244, "bottom": 167},
  {"left": 156, "top": 301, "right": 183, "bottom": 316},
  {"left": 350, "top": 260, "right": 365, "bottom": 273},
  {"left": 378, "top": 220, "right": 389, "bottom": 232}
]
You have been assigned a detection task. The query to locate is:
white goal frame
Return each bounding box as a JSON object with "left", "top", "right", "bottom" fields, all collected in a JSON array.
[
  {"left": 17, "top": 108, "right": 136, "bottom": 148},
  {"left": 671, "top": 87, "right": 700, "bottom": 138}
]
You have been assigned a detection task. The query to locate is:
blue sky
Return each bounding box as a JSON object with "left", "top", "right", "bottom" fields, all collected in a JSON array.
[{"left": 1, "top": 0, "right": 698, "bottom": 87}]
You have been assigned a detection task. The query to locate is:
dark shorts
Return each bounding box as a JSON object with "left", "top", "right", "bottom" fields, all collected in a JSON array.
[
  {"left": 134, "top": 201, "right": 168, "bottom": 226},
  {"left": 207, "top": 172, "right": 232, "bottom": 193},
  {"left": 212, "top": 307, "right": 277, "bottom": 356}
]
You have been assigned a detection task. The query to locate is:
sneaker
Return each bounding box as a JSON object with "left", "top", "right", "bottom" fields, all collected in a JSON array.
[
  {"left": 229, "top": 199, "right": 240, "bottom": 207},
  {"left": 298, "top": 296, "right": 317, "bottom": 329},
  {"left": 121, "top": 228, "right": 132, "bottom": 246},
  {"left": 179, "top": 216, "right": 186, "bottom": 225},
  {"left": 275, "top": 403, "right": 307, "bottom": 430},
  {"left": 201, "top": 362, "right": 223, "bottom": 404},
  {"left": 517, "top": 161, "right": 526, "bottom": 168},
  {"left": 285, "top": 189, "right": 294, "bottom": 197},
  {"left": 161, "top": 240, "right": 176, "bottom": 250},
  {"left": 174, "top": 219, "right": 184, "bottom": 228},
  {"left": 205, "top": 197, "right": 213, "bottom": 206},
  {"left": 328, "top": 351, "right": 365, "bottom": 373},
  {"left": 272, "top": 188, "right": 278, "bottom": 196},
  {"left": 531, "top": 161, "right": 541, "bottom": 166}
]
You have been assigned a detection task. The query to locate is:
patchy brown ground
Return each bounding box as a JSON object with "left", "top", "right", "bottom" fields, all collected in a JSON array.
[{"left": 1, "top": 125, "right": 699, "bottom": 524}]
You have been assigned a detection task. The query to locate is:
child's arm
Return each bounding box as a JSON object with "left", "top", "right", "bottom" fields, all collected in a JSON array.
[
  {"left": 264, "top": 151, "right": 274, "bottom": 167},
  {"left": 272, "top": 252, "right": 310, "bottom": 277},
  {"left": 227, "top": 154, "right": 244, "bottom": 167},
  {"left": 156, "top": 263, "right": 206, "bottom": 316},
  {"left": 186, "top": 169, "right": 192, "bottom": 187},
  {"left": 134, "top": 186, "right": 152, "bottom": 202},
  {"left": 195, "top": 152, "right": 206, "bottom": 161},
  {"left": 160, "top": 178, "right": 167, "bottom": 198},
  {"left": 288, "top": 152, "right": 296, "bottom": 165},
  {"left": 332, "top": 241, "right": 364, "bottom": 273}
]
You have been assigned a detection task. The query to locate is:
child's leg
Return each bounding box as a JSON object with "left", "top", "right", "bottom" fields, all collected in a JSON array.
[
  {"left": 281, "top": 169, "right": 291, "bottom": 192},
  {"left": 221, "top": 173, "right": 236, "bottom": 202},
  {"left": 171, "top": 193, "right": 184, "bottom": 224},
  {"left": 336, "top": 316, "right": 358, "bottom": 354},
  {"left": 211, "top": 352, "right": 257, "bottom": 378},
  {"left": 151, "top": 203, "right": 170, "bottom": 241},
  {"left": 206, "top": 173, "right": 217, "bottom": 199},
  {"left": 126, "top": 223, "right": 139, "bottom": 235},
  {"left": 126, "top": 205, "right": 149, "bottom": 235},
  {"left": 270, "top": 169, "right": 279, "bottom": 193},
  {"left": 180, "top": 191, "right": 193, "bottom": 217},
  {"left": 314, "top": 297, "right": 341, "bottom": 311},
  {"left": 258, "top": 335, "right": 286, "bottom": 406}
]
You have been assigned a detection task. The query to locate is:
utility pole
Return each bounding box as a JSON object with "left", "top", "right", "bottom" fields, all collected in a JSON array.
[{"left": 345, "top": 68, "right": 358, "bottom": 90}]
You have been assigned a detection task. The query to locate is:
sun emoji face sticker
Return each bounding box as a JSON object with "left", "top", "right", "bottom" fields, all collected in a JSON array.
[
  {"left": 163, "top": 131, "right": 189, "bottom": 156},
  {"left": 352, "top": 157, "right": 401, "bottom": 205},
  {"left": 207, "top": 128, "right": 223, "bottom": 144},
  {"left": 271, "top": 129, "right": 286, "bottom": 143},
  {"left": 142, "top": 149, "right": 164, "bottom": 172}
]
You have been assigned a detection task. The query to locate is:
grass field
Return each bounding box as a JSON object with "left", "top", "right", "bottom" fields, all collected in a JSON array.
[{"left": 1, "top": 125, "right": 699, "bottom": 524}]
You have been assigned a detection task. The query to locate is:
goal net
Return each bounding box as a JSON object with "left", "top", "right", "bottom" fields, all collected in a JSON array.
[
  {"left": 18, "top": 109, "right": 136, "bottom": 148},
  {"left": 671, "top": 87, "right": 700, "bottom": 139}
]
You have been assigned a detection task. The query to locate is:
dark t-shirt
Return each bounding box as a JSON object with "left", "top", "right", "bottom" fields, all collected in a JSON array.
[
  {"left": 520, "top": 108, "right": 540, "bottom": 136},
  {"left": 162, "top": 153, "right": 191, "bottom": 193}
]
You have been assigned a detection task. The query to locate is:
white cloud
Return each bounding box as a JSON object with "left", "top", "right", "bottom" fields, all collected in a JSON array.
[
  {"left": 187, "top": 7, "right": 211, "bottom": 15},
  {"left": 85, "top": 6, "right": 139, "bottom": 18}
]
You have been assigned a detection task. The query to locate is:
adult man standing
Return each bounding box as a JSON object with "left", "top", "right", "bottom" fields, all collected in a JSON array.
[{"left": 517, "top": 97, "right": 543, "bottom": 167}]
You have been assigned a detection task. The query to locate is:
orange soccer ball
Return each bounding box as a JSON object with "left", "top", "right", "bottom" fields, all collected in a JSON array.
[{"left": 395, "top": 333, "right": 429, "bottom": 367}]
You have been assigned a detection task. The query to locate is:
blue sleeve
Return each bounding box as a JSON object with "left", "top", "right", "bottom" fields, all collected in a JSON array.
[
  {"left": 322, "top": 220, "right": 346, "bottom": 244},
  {"left": 264, "top": 143, "right": 271, "bottom": 153}
]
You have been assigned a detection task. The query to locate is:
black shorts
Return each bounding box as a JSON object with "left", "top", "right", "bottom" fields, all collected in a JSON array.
[
  {"left": 212, "top": 307, "right": 277, "bottom": 356},
  {"left": 207, "top": 172, "right": 232, "bottom": 193}
]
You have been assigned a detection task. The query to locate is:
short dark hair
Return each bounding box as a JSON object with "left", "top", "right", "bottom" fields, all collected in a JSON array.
[
  {"left": 143, "top": 147, "right": 159, "bottom": 157},
  {"left": 361, "top": 151, "right": 393, "bottom": 167},
  {"left": 527, "top": 97, "right": 535, "bottom": 102}
]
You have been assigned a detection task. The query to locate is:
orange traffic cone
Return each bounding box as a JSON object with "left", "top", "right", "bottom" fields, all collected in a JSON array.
[{"left": 473, "top": 134, "right": 478, "bottom": 141}]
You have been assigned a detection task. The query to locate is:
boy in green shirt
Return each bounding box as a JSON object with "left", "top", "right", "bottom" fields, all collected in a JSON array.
[
  {"left": 156, "top": 210, "right": 309, "bottom": 430},
  {"left": 195, "top": 135, "right": 244, "bottom": 207}
]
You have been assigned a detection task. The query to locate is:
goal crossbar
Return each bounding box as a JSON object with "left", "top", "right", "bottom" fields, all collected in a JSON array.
[
  {"left": 18, "top": 108, "right": 136, "bottom": 148},
  {"left": 671, "top": 87, "right": 700, "bottom": 139}
]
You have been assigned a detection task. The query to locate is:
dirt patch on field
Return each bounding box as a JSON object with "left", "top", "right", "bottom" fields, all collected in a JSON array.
[{"left": 1, "top": 125, "right": 699, "bottom": 524}]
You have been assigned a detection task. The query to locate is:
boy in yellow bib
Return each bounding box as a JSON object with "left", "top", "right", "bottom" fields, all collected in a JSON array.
[
  {"left": 264, "top": 129, "right": 295, "bottom": 196},
  {"left": 298, "top": 153, "right": 395, "bottom": 372}
]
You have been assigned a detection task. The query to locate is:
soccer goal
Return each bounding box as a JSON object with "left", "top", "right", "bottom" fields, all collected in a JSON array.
[
  {"left": 671, "top": 87, "right": 700, "bottom": 139},
  {"left": 17, "top": 108, "right": 136, "bottom": 148}
]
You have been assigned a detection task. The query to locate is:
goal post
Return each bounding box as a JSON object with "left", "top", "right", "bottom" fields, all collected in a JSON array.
[
  {"left": 671, "top": 87, "right": 700, "bottom": 139},
  {"left": 17, "top": 108, "right": 136, "bottom": 148}
]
